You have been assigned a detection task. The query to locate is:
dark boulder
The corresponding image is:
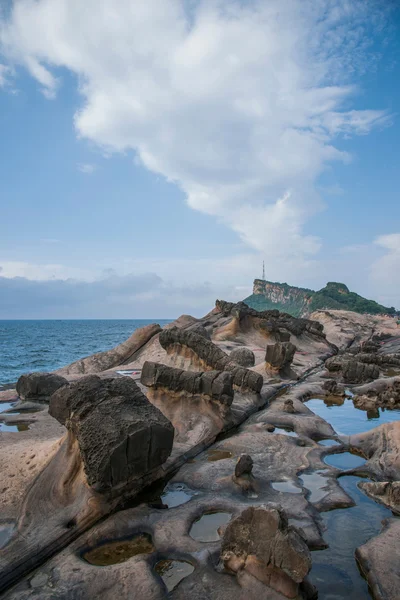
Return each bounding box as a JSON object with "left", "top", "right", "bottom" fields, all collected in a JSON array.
[
  {"left": 229, "top": 347, "right": 255, "bottom": 368},
  {"left": 323, "top": 379, "right": 339, "bottom": 394},
  {"left": 49, "top": 375, "right": 174, "bottom": 492},
  {"left": 16, "top": 372, "right": 68, "bottom": 402},
  {"left": 342, "top": 360, "right": 379, "bottom": 384},
  {"left": 283, "top": 399, "right": 296, "bottom": 414},
  {"left": 141, "top": 361, "right": 234, "bottom": 407},
  {"left": 235, "top": 454, "right": 253, "bottom": 478}
]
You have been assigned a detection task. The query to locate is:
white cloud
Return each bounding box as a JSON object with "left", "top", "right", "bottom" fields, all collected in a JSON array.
[
  {"left": 0, "top": 0, "right": 392, "bottom": 281},
  {"left": 77, "top": 162, "right": 97, "bottom": 174},
  {"left": 0, "top": 63, "right": 12, "bottom": 87},
  {"left": 369, "top": 234, "right": 400, "bottom": 307}
]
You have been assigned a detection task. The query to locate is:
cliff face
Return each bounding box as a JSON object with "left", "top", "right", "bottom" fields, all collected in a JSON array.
[{"left": 244, "top": 280, "right": 398, "bottom": 318}]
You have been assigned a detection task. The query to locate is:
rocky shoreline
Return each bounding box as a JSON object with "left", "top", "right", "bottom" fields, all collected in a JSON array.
[{"left": 0, "top": 302, "right": 399, "bottom": 599}]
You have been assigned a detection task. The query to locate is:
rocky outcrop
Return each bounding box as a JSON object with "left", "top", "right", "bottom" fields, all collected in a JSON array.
[
  {"left": 359, "top": 481, "right": 400, "bottom": 515},
  {"left": 215, "top": 300, "right": 324, "bottom": 338},
  {"left": 141, "top": 361, "right": 234, "bottom": 407},
  {"left": 159, "top": 327, "right": 263, "bottom": 393},
  {"left": 16, "top": 372, "right": 68, "bottom": 402},
  {"left": 356, "top": 518, "right": 400, "bottom": 600},
  {"left": 265, "top": 342, "right": 296, "bottom": 375},
  {"left": 49, "top": 375, "right": 174, "bottom": 492},
  {"left": 354, "top": 378, "right": 400, "bottom": 411},
  {"left": 350, "top": 421, "right": 400, "bottom": 481},
  {"left": 221, "top": 505, "right": 311, "bottom": 598},
  {"left": 56, "top": 323, "right": 161, "bottom": 376},
  {"left": 229, "top": 347, "right": 255, "bottom": 367},
  {"left": 325, "top": 356, "right": 380, "bottom": 384}
]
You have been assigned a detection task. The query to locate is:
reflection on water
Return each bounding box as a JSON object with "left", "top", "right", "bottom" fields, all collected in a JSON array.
[
  {"left": 300, "top": 471, "right": 330, "bottom": 503},
  {"left": 82, "top": 533, "right": 154, "bottom": 566},
  {"left": 306, "top": 396, "right": 399, "bottom": 599},
  {"left": 0, "top": 422, "right": 30, "bottom": 432},
  {"left": 161, "top": 483, "right": 197, "bottom": 508},
  {"left": 189, "top": 512, "right": 232, "bottom": 542},
  {"left": 306, "top": 397, "right": 400, "bottom": 436},
  {"left": 310, "top": 475, "right": 391, "bottom": 599},
  {"left": 206, "top": 449, "right": 234, "bottom": 462},
  {"left": 155, "top": 559, "right": 194, "bottom": 592},
  {"left": 273, "top": 427, "right": 298, "bottom": 437},
  {"left": 0, "top": 523, "right": 15, "bottom": 549},
  {"left": 324, "top": 452, "right": 366, "bottom": 470},
  {"left": 319, "top": 439, "right": 341, "bottom": 447},
  {"left": 0, "top": 403, "right": 16, "bottom": 413},
  {"left": 271, "top": 480, "right": 302, "bottom": 494}
]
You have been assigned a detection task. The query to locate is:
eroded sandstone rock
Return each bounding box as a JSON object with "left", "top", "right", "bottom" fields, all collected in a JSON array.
[
  {"left": 230, "top": 347, "right": 255, "bottom": 368},
  {"left": 265, "top": 342, "right": 296, "bottom": 374},
  {"left": 16, "top": 372, "right": 68, "bottom": 402},
  {"left": 235, "top": 454, "right": 253, "bottom": 478},
  {"left": 359, "top": 481, "right": 400, "bottom": 515},
  {"left": 221, "top": 505, "right": 311, "bottom": 598},
  {"left": 159, "top": 327, "right": 263, "bottom": 393},
  {"left": 354, "top": 379, "right": 400, "bottom": 411},
  {"left": 49, "top": 375, "right": 174, "bottom": 491},
  {"left": 325, "top": 356, "right": 380, "bottom": 383},
  {"left": 283, "top": 399, "right": 296, "bottom": 414},
  {"left": 141, "top": 361, "right": 234, "bottom": 407}
]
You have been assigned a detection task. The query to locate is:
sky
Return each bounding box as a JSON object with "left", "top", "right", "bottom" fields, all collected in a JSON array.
[{"left": 0, "top": 0, "right": 400, "bottom": 319}]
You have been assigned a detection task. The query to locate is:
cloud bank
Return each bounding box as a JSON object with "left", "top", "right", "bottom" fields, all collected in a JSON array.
[{"left": 0, "top": 1, "right": 392, "bottom": 268}]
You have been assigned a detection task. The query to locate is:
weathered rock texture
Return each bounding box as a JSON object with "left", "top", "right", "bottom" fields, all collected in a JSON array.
[
  {"left": 16, "top": 372, "right": 68, "bottom": 402},
  {"left": 350, "top": 422, "right": 400, "bottom": 481},
  {"left": 216, "top": 300, "right": 324, "bottom": 338},
  {"left": 56, "top": 323, "right": 161, "bottom": 376},
  {"left": 354, "top": 379, "right": 400, "bottom": 411},
  {"left": 50, "top": 375, "right": 174, "bottom": 491},
  {"left": 265, "top": 342, "right": 296, "bottom": 375},
  {"left": 359, "top": 481, "right": 400, "bottom": 515},
  {"left": 221, "top": 505, "right": 311, "bottom": 598},
  {"left": 141, "top": 361, "right": 234, "bottom": 407},
  {"left": 325, "top": 356, "right": 380, "bottom": 384},
  {"left": 159, "top": 327, "right": 263, "bottom": 393},
  {"left": 230, "top": 347, "right": 255, "bottom": 368}
]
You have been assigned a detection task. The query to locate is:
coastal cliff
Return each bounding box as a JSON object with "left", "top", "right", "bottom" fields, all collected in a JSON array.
[{"left": 245, "top": 280, "right": 398, "bottom": 318}]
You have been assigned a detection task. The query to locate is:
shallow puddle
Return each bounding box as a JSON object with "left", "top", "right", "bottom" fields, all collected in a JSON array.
[
  {"left": 206, "top": 449, "right": 234, "bottom": 462},
  {"left": 0, "top": 403, "right": 16, "bottom": 413},
  {"left": 0, "top": 422, "right": 30, "bottom": 432},
  {"left": 273, "top": 427, "right": 298, "bottom": 437},
  {"left": 189, "top": 512, "right": 232, "bottom": 542},
  {"left": 271, "top": 480, "right": 302, "bottom": 494},
  {"left": 161, "top": 483, "right": 196, "bottom": 508},
  {"left": 155, "top": 559, "right": 194, "bottom": 592},
  {"left": 300, "top": 471, "right": 329, "bottom": 503},
  {"left": 82, "top": 533, "right": 154, "bottom": 566},
  {"left": 0, "top": 523, "right": 15, "bottom": 549},
  {"left": 306, "top": 397, "right": 400, "bottom": 436},
  {"left": 324, "top": 452, "right": 366, "bottom": 470},
  {"left": 318, "top": 439, "right": 341, "bottom": 447}
]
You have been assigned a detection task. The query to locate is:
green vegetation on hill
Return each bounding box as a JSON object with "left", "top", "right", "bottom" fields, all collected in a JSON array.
[{"left": 244, "top": 280, "right": 398, "bottom": 317}]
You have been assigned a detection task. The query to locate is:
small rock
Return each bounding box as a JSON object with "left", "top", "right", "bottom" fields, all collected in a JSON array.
[
  {"left": 30, "top": 572, "right": 48, "bottom": 589},
  {"left": 283, "top": 399, "right": 296, "bottom": 413},
  {"left": 16, "top": 372, "right": 68, "bottom": 403},
  {"left": 229, "top": 348, "right": 255, "bottom": 368},
  {"left": 266, "top": 425, "right": 276, "bottom": 432},
  {"left": 235, "top": 454, "right": 253, "bottom": 478}
]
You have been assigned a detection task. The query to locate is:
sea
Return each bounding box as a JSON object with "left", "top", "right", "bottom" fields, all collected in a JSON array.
[{"left": 0, "top": 319, "right": 172, "bottom": 388}]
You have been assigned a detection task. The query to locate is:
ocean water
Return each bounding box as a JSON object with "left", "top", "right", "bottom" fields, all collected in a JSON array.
[{"left": 0, "top": 319, "right": 171, "bottom": 387}]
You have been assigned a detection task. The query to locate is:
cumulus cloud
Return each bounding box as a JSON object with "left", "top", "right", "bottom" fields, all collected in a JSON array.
[{"left": 0, "top": 0, "right": 393, "bottom": 276}]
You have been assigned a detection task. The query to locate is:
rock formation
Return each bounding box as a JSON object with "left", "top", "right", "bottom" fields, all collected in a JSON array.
[
  {"left": 141, "top": 361, "right": 234, "bottom": 407},
  {"left": 229, "top": 347, "right": 255, "bottom": 367},
  {"left": 50, "top": 375, "right": 174, "bottom": 492},
  {"left": 354, "top": 378, "right": 400, "bottom": 410},
  {"left": 16, "top": 372, "right": 68, "bottom": 402},
  {"left": 265, "top": 342, "right": 296, "bottom": 376},
  {"left": 159, "top": 326, "right": 263, "bottom": 393},
  {"left": 359, "top": 481, "right": 400, "bottom": 515},
  {"left": 325, "top": 356, "right": 380, "bottom": 384},
  {"left": 221, "top": 505, "right": 311, "bottom": 598}
]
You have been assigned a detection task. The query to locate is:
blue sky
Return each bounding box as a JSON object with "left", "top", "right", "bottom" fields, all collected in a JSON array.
[{"left": 0, "top": 0, "right": 400, "bottom": 318}]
